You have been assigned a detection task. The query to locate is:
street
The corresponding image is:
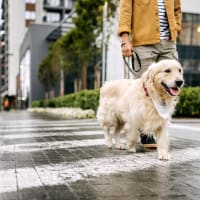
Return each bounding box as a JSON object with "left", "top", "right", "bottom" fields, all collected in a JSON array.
[{"left": 0, "top": 111, "right": 200, "bottom": 200}]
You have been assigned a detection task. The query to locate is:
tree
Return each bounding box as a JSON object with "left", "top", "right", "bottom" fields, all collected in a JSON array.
[
  {"left": 64, "top": 0, "right": 104, "bottom": 89},
  {"left": 38, "top": 47, "right": 59, "bottom": 99},
  {"left": 61, "top": 0, "right": 117, "bottom": 89},
  {"left": 38, "top": 0, "right": 118, "bottom": 96}
]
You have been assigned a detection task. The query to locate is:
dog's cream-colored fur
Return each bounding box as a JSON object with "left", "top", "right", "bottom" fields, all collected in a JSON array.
[{"left": 97, "top": 59, "right": 184, "bottom": 160}]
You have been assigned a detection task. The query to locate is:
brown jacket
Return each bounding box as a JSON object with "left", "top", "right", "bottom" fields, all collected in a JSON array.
[{"left": 118, "top": 0, "right": 182, "bottom": 46}]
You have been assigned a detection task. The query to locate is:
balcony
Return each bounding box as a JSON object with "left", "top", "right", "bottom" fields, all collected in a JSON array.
[{"left": 43, "top": 0, "right": 63, "bottom": 11}]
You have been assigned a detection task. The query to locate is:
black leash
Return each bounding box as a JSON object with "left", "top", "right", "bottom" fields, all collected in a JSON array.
[{"left": 123, "top": 51, "right": 142, "bottom": 75}]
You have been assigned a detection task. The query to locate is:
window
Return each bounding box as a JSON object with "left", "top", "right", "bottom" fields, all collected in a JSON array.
[
  {"left": 25, "top": 11, "right": 36, "bottom": 20},
  {"left": 65, "top": 0, "right": 73, "bottom": 9},
  {"left": 46, "top": 12, "right": 60, "bottom": 22},
  {"left": 25, "top": 0, "right": 36, "bottom": 3},
  {"left": 46, "top": 0, "right": 61, "bottom": 6},
  {"left": 177, "top": 13, "right": 200, "bottom": 86},
  {"left": 178, "top": 13, "right": 200, "bottom": 46}
]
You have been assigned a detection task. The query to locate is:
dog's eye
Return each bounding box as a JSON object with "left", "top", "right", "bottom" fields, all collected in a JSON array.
[
  {"left": 164, "top": 69, "right": 171, "bottom": 73},
  {"left": 179, "top": 68, "right": 182, "bottom": 73}
]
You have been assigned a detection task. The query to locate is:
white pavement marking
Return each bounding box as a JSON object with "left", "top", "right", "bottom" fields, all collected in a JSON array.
[
  {"left": 0, "top": 147, "right": 200, "bottom": 194},
  {"left": 52, "top": 147, "right": 200, "bottom": 183},
  {"left": 170, "top": 123, "right": 200, "bottom": 132},
  {"left": 1, "top": 139, "right": 106, "bottom": 153},
  {"left": 0, "top": 130, "right": 103, "bottom": 140},
  {"left": 17, "top": 168, "right": 43, "bottom": 190},
  {"left": 0, "top": 119, "right": 99, "bottom": 127},
  {"left": 1, "top": 118, "right": 200, "bottom": 194},
  {"left": 0, "top": 170, "right": 17, "bottom": 193},
  {"left": 169, "top": 123, "right": 200, "bottom": 141},
  {"left": 1, "top": 126, "right": 82, "bottom": 133}
]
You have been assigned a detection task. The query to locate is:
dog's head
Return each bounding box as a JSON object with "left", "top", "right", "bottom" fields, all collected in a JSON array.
[{"left": 142, "top": 59, "right": 184, "bottom": 97}]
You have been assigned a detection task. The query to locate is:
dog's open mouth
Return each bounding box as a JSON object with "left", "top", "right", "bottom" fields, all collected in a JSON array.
[{"left": 161, "top": 82, "right": 180, "bottom": 96}]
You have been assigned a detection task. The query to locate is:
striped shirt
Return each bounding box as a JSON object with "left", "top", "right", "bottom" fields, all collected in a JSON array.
[{"left": 157, "top": 0, "right": 170, "bottom": 40}]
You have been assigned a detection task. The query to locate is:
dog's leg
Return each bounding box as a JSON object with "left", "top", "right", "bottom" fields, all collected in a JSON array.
[
  {"left": 114, "top": 124, "right": 126, "bottom": 150},
  {"left": 124, "top": 124, "right": 138, "bottom": 153},
  {"left": 103, "top": 127, "right": 113, "bottom": 149},
  {"left": 156, "top": 126, "right": 170, "bottom": 160}
]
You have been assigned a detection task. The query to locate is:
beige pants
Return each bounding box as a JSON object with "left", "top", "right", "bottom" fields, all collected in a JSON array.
[{"left": 124, "top": 40, "right": 178, "bottom": 79}]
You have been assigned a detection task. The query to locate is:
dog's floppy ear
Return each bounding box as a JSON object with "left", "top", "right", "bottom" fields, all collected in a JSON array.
[
  {"left": 143, "top": 62, "right": 161, "bottom": 84},
  {"left": 141, "top": 63, "right": 156, "bottom": 83}
]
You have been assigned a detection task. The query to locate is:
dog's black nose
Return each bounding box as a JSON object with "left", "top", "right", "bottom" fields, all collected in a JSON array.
[{"left": 176, "top": 80, "right": 183, "bottom": 87}]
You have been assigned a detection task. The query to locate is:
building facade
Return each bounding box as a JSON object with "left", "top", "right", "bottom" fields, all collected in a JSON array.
[
  {"left": 19, "top": 24, "right": 58, "bottom": 107},
  {"left": 106, "top": 0, "right": 200, "bottom": 87},
  {"left": 0, "top": 0, "right": 75, "bottom": 108},
  {"left": 177, "top": 0, "right": 200, "bottom": 86},
  {"left": 0, "top": 0, "right": 25, "bottom": 109}
]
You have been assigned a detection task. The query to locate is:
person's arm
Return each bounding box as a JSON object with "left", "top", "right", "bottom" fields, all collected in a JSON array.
[
  {"left": 174, "top": 0, "right": 182, "bottom": 33},
  {"left": 120, "top": 32, "right": 133, "bottom": 57},
  {"left": 118, "top": 0, "right": 133, "bottom": 57},
  {"left": 118, "top": 0, "right": 132, "bottom": 36}
]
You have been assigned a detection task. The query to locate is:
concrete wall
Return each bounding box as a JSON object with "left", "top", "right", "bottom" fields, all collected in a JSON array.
[
  {"left": 20, "top": 24, "right": 56, "bottom": 103},
  {"left": 181, "top": 0, "right": 200, "bottom": 14},
  {"left": 8, "top": 0, "right": 26, "bottom": 96}
]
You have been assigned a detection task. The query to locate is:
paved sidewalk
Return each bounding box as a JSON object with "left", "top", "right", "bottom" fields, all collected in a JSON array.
[{"left": 0, "top": 111, "right": 200, "bottom": 200}]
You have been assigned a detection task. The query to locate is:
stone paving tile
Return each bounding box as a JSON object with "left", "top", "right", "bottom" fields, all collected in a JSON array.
[
  {"left": 0, "top": 111, "right": 200, "bottom": 200},
  {"left": 0, "top": 191, "right": 19, "bottom": 200},
  {"left": 74, "top": 160, "right": 200, "bottom": 200}
]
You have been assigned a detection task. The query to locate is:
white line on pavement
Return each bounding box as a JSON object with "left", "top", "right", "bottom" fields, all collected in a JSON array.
[
  {"left": 0, "top": 147, "right": 200, "bottom": 194},
  {"left": 170, "top": 123, "right": 200, "bottom": 132},
  {"left": 1, "top": 139, "right": 106, "bottom": 153},
  {"left": 0, "top": 120, "right": 99, "bottom": 128},
  {"left": 0, "top": 130, "right": 103, "bottom": 140},
  {"left": 0, "top": 126, "right": 94, "bottom": 133}
]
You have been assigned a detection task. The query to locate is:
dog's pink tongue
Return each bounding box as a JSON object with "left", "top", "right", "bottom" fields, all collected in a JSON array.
[{"left": 170, "top": 88, "right": 180, "bottom": 96}]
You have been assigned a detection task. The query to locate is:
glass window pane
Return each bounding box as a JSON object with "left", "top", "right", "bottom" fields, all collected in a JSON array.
[
  {"left": 178, "top": 13, "right": 200, "bottom": 45},
  {"left": 65, "top": 0, "right": 73, "bottom": 9},
  {"left": 25, "top": 11, "right": 36, "bottom": 20},
  {"left": 25, "top": 0, "right": 36, "bottom": 3},
  {"left": 47, "top": 0, "right": 60, "bottom": 6},
  {"left": 46, "top": 12, "right": 60, "bottom": 22}
]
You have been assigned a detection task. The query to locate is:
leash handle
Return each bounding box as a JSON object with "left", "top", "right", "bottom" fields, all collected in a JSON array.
[
  {"left": 123, "top": 52, "right": 142, "bottom": 75},
  {"left": 132, "top": 52, "right": 141, "bottom": 72}
]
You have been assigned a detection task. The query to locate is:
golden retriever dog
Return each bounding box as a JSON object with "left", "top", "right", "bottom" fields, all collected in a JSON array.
[{"left": 97, "top": 59, "right": 184, "bottom": 160}]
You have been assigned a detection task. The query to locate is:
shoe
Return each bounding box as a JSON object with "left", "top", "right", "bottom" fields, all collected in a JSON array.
[{"left": 140, "top": 134, "right": 157, "bottom": 148}]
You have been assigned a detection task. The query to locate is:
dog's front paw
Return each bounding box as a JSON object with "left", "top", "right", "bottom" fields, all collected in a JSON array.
[
  {"left": 105, "top": 139, "right": 113, "bottom": 149},
  {"left": 106, "top": 144, "right": 112, "bottom": 149},
  {"left": 116, "top": 143, "right": 126, "bottom": 150},
  {"left": 128, "top": 147, "right": 136, "bottom": 153},
  {"left": 158, "top": 152, "right": 171, "bottom": 160}
]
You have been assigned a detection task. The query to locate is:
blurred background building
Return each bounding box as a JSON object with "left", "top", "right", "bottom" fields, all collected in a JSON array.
[
  {"left": 0, "top": 0, "right": 75, "bottom": 108},
  {"left": 177, "top": 0, "right": 200, "bottom": 86}
]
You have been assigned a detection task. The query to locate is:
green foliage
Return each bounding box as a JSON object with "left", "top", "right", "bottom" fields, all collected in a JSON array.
[
  {"left": 32, "top": 89, "right": 100, "bottom": 112},
  {"left": 61, "top": 0, "right": 107, "bottom": 65},
  {"left": 38, "top": 46, "right": 60, "bottom": 90},
  {"left": 74, "top": 89, "right": 100, "bottom": 111},
  {"left": 174, "top": 87, "right": 200, "bottom": 117},
  {"left": 38, "top": 0, "right": 118, "bottom": 92},
  {"left": 32, "top": 87, "right": 200, "bottom": 117}
]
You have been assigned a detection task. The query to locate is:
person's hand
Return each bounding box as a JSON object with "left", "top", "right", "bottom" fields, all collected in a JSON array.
[{"left": 121, "top": 41, "right": 133, "bottom": 57}]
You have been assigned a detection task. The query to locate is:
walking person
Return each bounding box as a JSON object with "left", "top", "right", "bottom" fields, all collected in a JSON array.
[{"left": 118, "top": 0, "right": 182, "bottom": 147}]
